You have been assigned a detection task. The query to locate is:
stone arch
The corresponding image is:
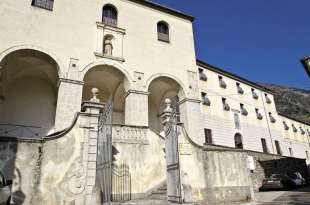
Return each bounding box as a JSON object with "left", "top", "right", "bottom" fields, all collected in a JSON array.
[
  {"left": 80, "top": 59, "right": 133, "bottom": 90},
  {"left": 145, "top": 73, "right": 187, "bottom": 98},
  {"left": 147, "top": 75, "right": 186, "bottom": 133},
  {"left": 0, "top": 48, "right": 60, "bottom": 137},
  {"left": 82, "top": 63, "right": 130, "bottom": 124},
  {"left": 0, "top": 45, "right": 63, "bottom": 77}
]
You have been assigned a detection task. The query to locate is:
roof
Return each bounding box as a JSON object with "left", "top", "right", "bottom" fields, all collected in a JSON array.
[
  {"left": 127, "top": 0, "right": 195, "bottom": 22},
  {"left": 196, "top": 59, "right": 274, "bottom": 94}
]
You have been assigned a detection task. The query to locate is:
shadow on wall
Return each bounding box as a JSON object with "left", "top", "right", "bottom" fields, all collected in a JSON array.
[{"left": 0, "top": 141, "right": 24, "bottom": 204}]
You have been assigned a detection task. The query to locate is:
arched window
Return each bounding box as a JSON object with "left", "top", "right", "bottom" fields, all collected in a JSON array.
[
  {"left": 102, "top": 5, "right": 117, "bottom": 27},
  {"left": 234, "top": 133, "right": 243, "bottom": 149},
  {"left": 157, "top": 21, "right": 169, "bottom": 42}
]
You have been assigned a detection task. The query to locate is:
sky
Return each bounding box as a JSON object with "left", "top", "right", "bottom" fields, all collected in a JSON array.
[{"left": 151, "top": 0, "right": 310, "bottom": 90}]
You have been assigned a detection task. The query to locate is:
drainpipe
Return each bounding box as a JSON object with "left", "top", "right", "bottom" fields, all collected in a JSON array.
[{"left": 260, "top": 92, "right": 275, "bottom": 154}]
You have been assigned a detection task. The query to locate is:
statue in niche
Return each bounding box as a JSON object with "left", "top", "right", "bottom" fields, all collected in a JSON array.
[{"left": 103, "top": 35, "right": 113, "bottom": 56}]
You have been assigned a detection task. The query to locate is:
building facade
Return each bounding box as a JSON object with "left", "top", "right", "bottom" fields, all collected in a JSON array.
[{"left": 0, "top": 0, "right": 309, "bottom": 204}]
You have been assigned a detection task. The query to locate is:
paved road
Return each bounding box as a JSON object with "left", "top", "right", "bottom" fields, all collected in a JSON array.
[{"left": 253, "top": 186, "right": 310, "bottom": 205}]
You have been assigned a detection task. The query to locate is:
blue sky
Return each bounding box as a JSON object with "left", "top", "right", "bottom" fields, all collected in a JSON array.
[{"left": 151, "top": 0, "right": 310, "bottom": 89}]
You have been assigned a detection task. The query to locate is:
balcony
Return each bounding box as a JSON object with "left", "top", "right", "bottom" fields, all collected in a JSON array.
[
  {"left": 223, "top": 103, "right": 230, "bottom": 111},
  {"left": 252, "top": 91, "right": 258, "bottom": 99},
  {"left": 219, "top": 79, "right": 227, "bottom": 89},
  {"left": 199, "top": 69, "right": 207, "bottom": 81},
  {"left": 237, "top": 86, "right": 244, "bottom": 94},
  {"left": 283, "top": 121, "right": 289, "bottom": 130},
  {"left": 256, "top": 112, "right": 263, "bottom": 120},
  {"left": 241, "top": 107, "right": 248, "bottom": 116}
]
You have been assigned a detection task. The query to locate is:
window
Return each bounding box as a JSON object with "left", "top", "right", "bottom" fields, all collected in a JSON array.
[
  {"left": 199, "top": 68, "right": 207, "bottom": 81},
  {"left": 288, "top": 148, "right": 293, "bottom": 157},
  {"left": 240, "top": 104, "right": 248, "bottom": 116},
  {"left": 255, "top": 108, "right": 263, "bottom": 120},
  {"left": 265, "top": 94, "right": 272, "bottom": 104},
  {"left": 252, "top": 88, "right": 258, "bottom": 99},
  {"left": 236, "top": 82, "right": 244, "bottom": 94},
  {"left": 201, "top": 92, "right": 211, "bottom": 106},
  {"left": 300, "top": 127, "right": 306, "bottom": 135},
  {"left": 31, "top": 0, "right": 54, "bottom": 10},
  {"left": 283, "top": 121, "right": 289, "bottom": 130},
  {"left": 269, "top": 112, "right": 276, "bottom": 123},
  {"left": 275, "top": 140, "right": 282, "bottom": 155},
  {"left": 292, "top": 124, "right": 298, "bottom": 133},
  {"left": 234, "top": 113, "right": 241, "bottom": 129},
  {"left": 222, "top": 98, "right": 230, "bottom": 111},
  {"left": 102, "top": 5, "right": 118, "bottom": 27},
  {"left": 306, "top": 151, "right": 309, "bottom": 159},
  {"left": 234, "top": 133, "right": 243, "bottom": 149},
  {"left": 261, "top": 138, "right": 268, "bottom": 153},
  {"left": 157, "top": 21, "right": 169, "bottom": 42},
  {"left": 204, "top": 129, "right": 213, "bottom": 145},
  {"left": 219, "top": 76, "right": 227, "bottom": 88}
]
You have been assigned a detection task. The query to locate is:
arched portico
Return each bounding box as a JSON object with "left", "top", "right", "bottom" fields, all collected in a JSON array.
[
  {"left": 82, "top": 65, "right": 129, "bottom": 124},
  {"left": 148, "top": 76, "right": 185, "bottom": 133},
  {"left": 0, "top": 49, "right": 59, "bottom": 137}
]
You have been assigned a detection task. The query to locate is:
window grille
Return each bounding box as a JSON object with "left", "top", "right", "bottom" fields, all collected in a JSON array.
[{"left": 31, "top": 0, "right": 54, "bottom": 10}]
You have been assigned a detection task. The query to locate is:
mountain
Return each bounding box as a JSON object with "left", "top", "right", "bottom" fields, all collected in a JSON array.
[{"left": 260, "top": 84, "right": 310, "bottom": 124}]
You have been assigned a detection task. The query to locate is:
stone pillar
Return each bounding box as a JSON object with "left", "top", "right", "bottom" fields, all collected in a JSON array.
[
  {"left": 125, "top": 90, "right": 149, "bottom": 126},
  {"left": 54, "top": 78, "right": 84, "bottom": 131},
  {"left": 81, "top": 88, "right": 104, "bottom": 205},
  {"left": 179, "top": 98, "right": 203, "bottom": 145}
]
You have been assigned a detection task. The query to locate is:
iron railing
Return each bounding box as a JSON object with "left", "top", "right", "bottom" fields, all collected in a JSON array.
[
  {"left": 158, "top": 33, "right": 170, "bottom": 42},
  {"left": 103, "top": 17, "right": 117, "bottom": 27},
  {"left": 112, "top": 164, "right": 131, "bottom": 203},
  {"left": 0, "top": 123, "right": 53, "bottom": 138},
  {"left": 31, "top": 0, "right": 54, "bottom": 10}
]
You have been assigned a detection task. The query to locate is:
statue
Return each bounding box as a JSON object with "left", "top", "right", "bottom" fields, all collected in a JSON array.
[{"left": 104, "top": 36, "right": 113, "bottom": 56}]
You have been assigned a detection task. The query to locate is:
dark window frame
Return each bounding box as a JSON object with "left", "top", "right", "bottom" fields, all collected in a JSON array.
[
  {"left": 261, "top": 138, "right": 268, "bottom": 153},
  {"left": 157, "top": 21, "right": 170, "bottom": 43},
  {"left": 275, "top": 140, "right": 282, "bottom": 155},
  {"left": 102, "top": 5, "right": 118, "bottom": 27},
  {"left": 204, "top": 128, "right": 213, "bottom": 145}
]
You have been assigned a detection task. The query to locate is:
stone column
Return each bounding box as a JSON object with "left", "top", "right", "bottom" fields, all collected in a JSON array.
[
  {"left": 81, "top": 88, "right": 104, "bottom": 205},
  {"left": 54, "top": 78, "right": 84, "bottom": 131},
  {"left": 179, "top": 98, "right": 203, "bottom": 145},
  {"left": 125, "top": 89, "right": 149, "bottom": 126}
]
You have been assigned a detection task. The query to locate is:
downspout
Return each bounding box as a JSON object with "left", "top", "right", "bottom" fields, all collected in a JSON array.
[{"left": 260, "top": 92, "right": 275, "bottom": 154}]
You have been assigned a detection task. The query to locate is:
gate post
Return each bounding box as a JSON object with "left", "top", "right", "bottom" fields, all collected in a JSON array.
[
  {"left": 81, "top": 88, "right": 104, "bottom": 205},
  {"left": 161, "top": 98, "right": 182, "bottom": 203}
]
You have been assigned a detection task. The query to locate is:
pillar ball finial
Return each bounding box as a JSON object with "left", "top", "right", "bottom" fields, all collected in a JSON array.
[{"left": 90, "top": 87, "right": 100, "bottom": 102}]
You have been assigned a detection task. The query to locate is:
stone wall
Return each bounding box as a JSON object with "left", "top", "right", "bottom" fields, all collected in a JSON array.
[
  {"left": 246, "top": 150, "right": 309, "bottom": 192},
  {"left": 0, "top": 111, "right": 100, "bottom": 205}
]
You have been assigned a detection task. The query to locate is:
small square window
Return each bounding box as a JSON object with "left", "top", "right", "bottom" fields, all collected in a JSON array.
[{"left": 31, "top": 0, "right": 54, "bottom": 10}]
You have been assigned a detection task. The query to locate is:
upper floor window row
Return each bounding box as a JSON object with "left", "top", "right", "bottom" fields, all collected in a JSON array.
[{"left": 31, "top": 0, "right": 54, "bottom": 11}]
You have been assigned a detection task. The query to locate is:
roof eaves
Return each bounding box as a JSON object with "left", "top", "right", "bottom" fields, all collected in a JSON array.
[
  {"left": 127, "top": 0, "right": 195, "bottom": 22},
  {"left": 197, "top": 59, "right": 274, "bottom": 94}
]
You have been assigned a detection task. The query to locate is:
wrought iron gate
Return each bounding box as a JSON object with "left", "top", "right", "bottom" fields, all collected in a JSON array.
[
  {"left": 97, "top": 98, "right": 113, "bottom": 204},
  {"left": 164, "top": 97, "right": 182, "bottom": 203}
]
